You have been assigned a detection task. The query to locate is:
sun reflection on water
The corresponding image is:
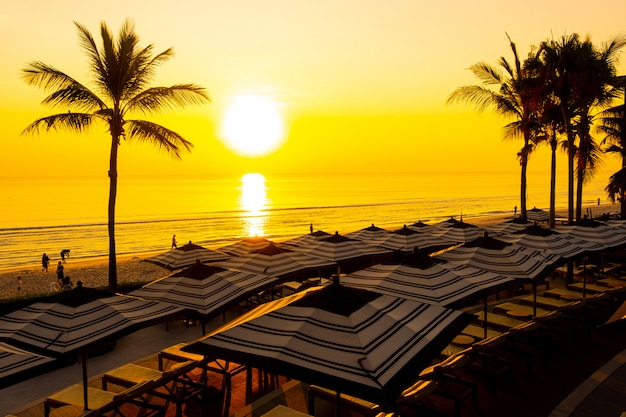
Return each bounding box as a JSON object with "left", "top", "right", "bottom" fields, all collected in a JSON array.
[{"left": 239, "top": 173, "right": 268, "bottom": 237}]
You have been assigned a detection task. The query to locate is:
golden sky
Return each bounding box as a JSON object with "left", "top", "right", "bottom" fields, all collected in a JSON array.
[{"left": 1, "top": 0, "right": 625, "bottom": 179}]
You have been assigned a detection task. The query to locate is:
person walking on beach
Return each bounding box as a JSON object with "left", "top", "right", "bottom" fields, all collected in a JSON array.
[
  {"left": 56, "top": 261, "right": 64, "bottom": 285},
  {"left": 16, "top": 276, "right": 22, "bottom": 292},
  {"left": 310, "top": 223, "right": 314, "bottom": 234},
  {"left": 41, "top": 253, "right": 50, "bottom": 272},
  {"left": 171, "top": 234, "right": 177, "bottom": 250}
]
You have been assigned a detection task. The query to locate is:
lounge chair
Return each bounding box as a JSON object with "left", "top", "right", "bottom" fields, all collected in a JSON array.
[
  {"left": 308, "top": 384, "right": 381, "bottom": 417},
  {"left": 418, "top": 354, "right": 478, "bottom": 417},
  {"left": 44, "top": 380, "right": 164, "bottom": 417},
  {"left": 101, "top": 361, "right": 213, "bottom": 417}
]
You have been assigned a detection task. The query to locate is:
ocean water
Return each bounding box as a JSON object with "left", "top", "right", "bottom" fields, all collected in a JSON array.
[{"left": 0, "top": 170, "right": 617, "bottom": 271}]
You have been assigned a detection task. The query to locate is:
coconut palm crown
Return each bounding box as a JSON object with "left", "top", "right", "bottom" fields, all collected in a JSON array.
[{"left": 22, "top": 20, "right": 210, "bottom": 291}]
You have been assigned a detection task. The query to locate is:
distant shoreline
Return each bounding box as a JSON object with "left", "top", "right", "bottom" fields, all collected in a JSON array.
[{"left": 0, "top": 202, "right": 618, "bottom": 302}]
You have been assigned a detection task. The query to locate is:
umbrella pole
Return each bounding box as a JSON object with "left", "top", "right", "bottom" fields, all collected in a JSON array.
[
  {"left": 335, "top": 391, "right": 341, "bottom": 417},
  {"left": 82, "top": 351, "right": 89, "bottom": 410},
  {"left": 483, "top": 298, "right": 488, "bottom": 339},
  {"left": 533, "top": 283, "right": 537, "bottom": 316},
  {"left": 583, "top": 258, "right": 587, "bottom": 299}
]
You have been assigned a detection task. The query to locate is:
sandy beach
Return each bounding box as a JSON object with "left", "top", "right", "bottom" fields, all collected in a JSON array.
[{"left": 0, "top": 202, "right": 619, "bottom": 303}]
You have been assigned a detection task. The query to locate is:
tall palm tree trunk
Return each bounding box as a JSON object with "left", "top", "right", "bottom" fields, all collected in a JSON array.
[
  {"left": 549, "top": 137, "right": 557, "bottom": 228},
  {"left": 621, "top": 93, "right": 626, "bottom": 218},
  {"left": 576, "top": 168, "right": 585, "bottom": 220},
  {"left": 563, "top": 106, "right": 576, "bottom": 223},
  {"left": 520, "top": 157, "right": 528, "bottom": 219},
  {"left": 108, "top": 137, "right": 119, "bottom": 292}
]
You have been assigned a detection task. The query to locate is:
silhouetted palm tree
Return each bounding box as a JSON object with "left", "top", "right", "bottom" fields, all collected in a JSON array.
[
  {"left": 537, "top": 34, "right": 626, "bottom": 222},
  {"left": 22, "top": 20, "right": 210, "bottom": 291},
  {"left": 448, "top": 35, "right": 540, "bottom": 221},
  {"left": 600, "top": 76, "right": 626, "bottom": 217}
]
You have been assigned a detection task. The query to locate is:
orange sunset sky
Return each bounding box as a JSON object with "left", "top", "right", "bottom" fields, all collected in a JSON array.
[{"left": 1, "top": 0, "right": 625, "bottom": 180}]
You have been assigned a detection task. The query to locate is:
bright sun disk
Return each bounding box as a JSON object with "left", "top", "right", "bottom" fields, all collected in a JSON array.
[{"left": 221, "top": 95, "right": 285, "bottom": 157}]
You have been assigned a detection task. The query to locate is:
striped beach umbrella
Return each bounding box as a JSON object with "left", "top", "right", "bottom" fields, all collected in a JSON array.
[
  {"left": 0, "top": 287, "right": 187, "bottom": 410},
  {"left": 342, "top": 262, "right": 515, "bottom": 309},
  {"left": 281, "top": 230, "right": 332, "bottom": 247},
  {"left": 498, "top": 224, "right": 605, "bottom": 260},
  {"left": 407, "top": 220, "right": 431, "bottom": 230},
  {"left": 216, "top": 242, "right": 336, "bottom": 281},
  {"left": 345, "top": 224, "right": 391, "bottom": 245},
  {"left": 130, "top": 261, "right": 278, "bottom": 324},
  {"left": 218, "top": 236, "right": 275, "bottom": 257},
  {"left": 526, "top": 207, "right": 550, "bottom": 223},
  {"left": 435, "top": 233, "right": 562, "bottom": 283},
  {"left": 375, "top": 225, "right": 458, "bottom": 254},
  {"left": 428, "top": 221, "right": 487, "bottom": 243},
  {"left": 486, "top": 217, "right": 532, "bottom": 236},
  {"left": 0, "top": 342, "right": 57, "bottom": 389},
  {"left": 289, "top": 232, "right": 393, "bottom": 273},
  {"left": 142, "top": 241, "right": 230, "bottom": 271},
  {"left": 557, "top": 219, "right": 626, "bottom": 251},
  {"left": 182, "top": 282, "right": 475, "bottom": 408}
]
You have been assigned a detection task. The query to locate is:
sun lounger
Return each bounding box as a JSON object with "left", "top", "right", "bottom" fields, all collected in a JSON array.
[
  {"left": 518, "top": 295, "right": 572, "bottom": 310},
  {"left": 543, "top": 287, "right": 584, "bottom": 300},
  {"left": 492, "top": 301, "right": 550, "bottom": 318},
  {"left": 418, "top": 354, "right": 478, "bottom": 417},
  {"left": 44, "top": 380, "right": 164, "bottom": 417},
  {"left": 461, "top": 324, "right": 503, "bottom": 340},
  {"left": 488, "top": 323, "right": 543, "bottom": 374},
  {"left": 567, "top": 282, "right": 610, "bottom": 294},
  {"left": 308, "top": 384, "right": 381, "bottom": 417},
  {"left": 596, "top": 277, "right": 626, "bottom": 288},
  {"left": 102, "top": 361, "right": 212, "bottom": 417},
  {"left": 461, "top": 334, "right": 513, "bottom": 394},
  {"left": 395, "top": 379, "right": 438, "bottom": 416},
  {"left": 474, "top": 310, "right": 527, "bottom": 331}
]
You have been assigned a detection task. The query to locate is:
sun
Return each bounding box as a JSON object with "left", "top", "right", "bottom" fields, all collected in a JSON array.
[{"left": 220, "top": 95, "right": 285, "bottom": 157}]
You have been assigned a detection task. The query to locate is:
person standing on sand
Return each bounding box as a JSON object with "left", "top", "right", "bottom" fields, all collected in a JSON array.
[
  {"left": 16, "top": 276, "right": 22, "bottom": 291},
  {"left": 171, "top": 234, "right": 177, "bottom": 250},
  {"left": 41, "top": 253, "right": 50, "bottom": 272},
  {"left": 56, "top": 261, "right": 64, "bottom": 285}
]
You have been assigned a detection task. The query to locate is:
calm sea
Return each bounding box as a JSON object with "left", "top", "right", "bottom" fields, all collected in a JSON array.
[{"left": 0, "top": 170, "right": 617, "bottom": 271}]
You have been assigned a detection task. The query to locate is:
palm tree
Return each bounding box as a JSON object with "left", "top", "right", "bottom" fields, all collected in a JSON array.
[
  {"left": 537, "top": 34, "right": 626, "bottom": 222},
  {"left": 22, "top": 20, "right": 210, "bottom": 291},
  {"left": 600, "top": 76, "right": 626, "bottom": 217},
  {"left": 572, "top": 38, "right": 624, "bottom": 220},
  {"left": 447, "top": 35, "right": 540, "bottom": 220}
]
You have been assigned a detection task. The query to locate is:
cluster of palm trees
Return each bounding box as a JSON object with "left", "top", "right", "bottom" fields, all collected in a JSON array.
[{"left": 448, "top": 33, "right": 626, "bottom": 227}]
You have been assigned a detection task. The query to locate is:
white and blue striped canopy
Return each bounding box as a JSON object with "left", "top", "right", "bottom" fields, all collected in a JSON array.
[
  {"left": 342, "top": 263, "right": 515, "bottom": 309},
  {"left": 216, "top": 242, "right": 336, "bottom": 280},
  {"left": 288, "top": 232, "right": 393, "bottom": 272},
  {"left": 130, "top": 262, "right": 278, "bottom": 317},
  {"left": 498, "top": 224, "right": 605, "bottom": 260},
  {"left": 142, "top": 241, "right": 230, "bottom": 270},
  {"left": 375, "top": 225, "right": 458, "bottom": 253},
  {"left": 0, "top": 287, "right": 187, "bottom": 358},
  {"left": 557, "top": 220, "right": 626, "bottom": 251},
  {"left": 0, "top": 342, "right": 56, "bottom": 388},
  {"left": 427, "top": 221, "right": 487, "bottom": 243},
  {"left": 435, "top": 235, "right": 562, "bottom": 283},
  {"left": 183, "top": 284, "right": 474, "bottom": 407},
  {"left": 218, "top": 237, "right": 275, "bottom": 257}
]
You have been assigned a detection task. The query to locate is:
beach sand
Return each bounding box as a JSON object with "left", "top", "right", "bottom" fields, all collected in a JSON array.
[{"left": 0, "top": 202, "right": 619, "bottom": 302}]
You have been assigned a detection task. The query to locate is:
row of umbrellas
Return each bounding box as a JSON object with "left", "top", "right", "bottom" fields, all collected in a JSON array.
[{"left": 1, "top": 215, "right": 626, "bottom": 412}]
